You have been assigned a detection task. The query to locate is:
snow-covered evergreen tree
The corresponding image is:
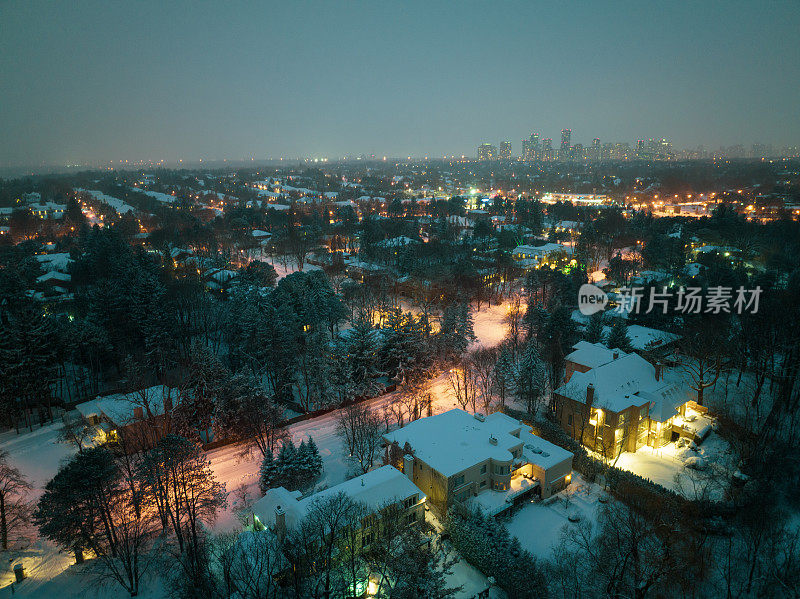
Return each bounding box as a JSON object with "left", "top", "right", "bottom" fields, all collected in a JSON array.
[
  {"left": 605, "top": 319, "right": 632, "bottom": 352},
  {"left": 585, "top": 312, "right": 605, "bottom": 343},
  {"left": 258, "top": 450, "right": 276, "bottom": 494},
  {"left": 514, "top": 342, "right": 548, "bottom": 415}
]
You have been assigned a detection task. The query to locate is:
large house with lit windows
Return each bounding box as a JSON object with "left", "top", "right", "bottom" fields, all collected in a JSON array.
[
  {"left": 553, "top": 349, "right": 697, "bottom": 458},
  {"left": 383, "top": 409, "right": 573, "bottom": 516},
  {"left": 511, "top": 243, "right": 573, "bottom": 270}
]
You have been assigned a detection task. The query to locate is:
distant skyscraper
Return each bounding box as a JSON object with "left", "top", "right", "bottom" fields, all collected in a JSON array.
[
  {"left": 522, "top": 133, "right": 540, "bottom": 161},
  {"left": 477, "top": 143, "right": 497, "bottom": 161},
  {"left": 542, "top": 138, "right": 553, "bottom": 161},
  {"left": 499, "top": 141, "right": 512, "bottom": 160},
  {"left": 559, "top": 129, "right": 571, "bottom": 160},
  {"left": 636, "top": 139, "right": 645, "bottom": 159},
  {"left": 592, "top": 138, "right": 601, "bottom": 161}
]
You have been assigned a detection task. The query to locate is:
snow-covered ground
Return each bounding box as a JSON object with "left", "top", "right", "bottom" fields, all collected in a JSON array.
[
  {"left": 134, "top": 189, "right": 176, "bottom": 204},
  {"left": 0, "top": 299, "right": 512, "bottom": 597},
  {"left": 470, "top": 301, "right": 511, "bottom": 350},
  {"left": 0, "top": 423, "right": 170, "bottom": 598},
  {"left": 504, "top": 474, "right": 604, "bottom": 559},
  {"left": 74, "top": 189, "right": 136, "bottom": 215},
  {"left": 611, "top": 415, "right": 737, "bottom": 500}
]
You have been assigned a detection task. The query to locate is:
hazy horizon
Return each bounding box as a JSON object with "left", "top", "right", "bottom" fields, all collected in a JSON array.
[{"left": 2, "top": 1, "right": 799, "bottom": 167}]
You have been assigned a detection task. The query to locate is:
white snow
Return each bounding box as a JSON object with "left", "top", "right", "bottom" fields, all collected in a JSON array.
[
  {"left": 132, "top": 188, "right": 176, "bottom": 204},
  {"left": 253, "top": 465, "right": 423, "bottom": 531},
  {"left": 504, "top": 474, "right": 603, "bottom": 559},
  {"left": 74, "top": 189, "right": 136, "bottom": 215},
  {"left": 470, "top": 302, "right": 512, "bottom": 350}
]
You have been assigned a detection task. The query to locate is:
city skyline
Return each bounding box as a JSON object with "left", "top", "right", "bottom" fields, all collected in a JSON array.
[{"left": 2, "top": 1, "right": 800, "bottom": 167}]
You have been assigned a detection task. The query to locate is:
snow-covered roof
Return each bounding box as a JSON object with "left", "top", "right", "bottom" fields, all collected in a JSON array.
[
  {"left": 566, "top": 341, "right": 629, "bottom": 370},
  {"left": 377, "top": 236, "right": 419, "bottom": 248},
  {"left": 384, "top": 409, "right": 571, "bottom": 477},
  {"left": 512, "top": 243, "right": 572, "bottom": 257},
  {"left": 252, "top": 465, "right": 424, "bottom": 531},
  {"left": 554, "top": 355, "right": 690, "bottom": 420},
  {"left": 252, "top": 229, "right": 272, "bottom": 238},
  {"left": 35, "top": 252, "right": 72, "bottom": 272},
  {"left": 683, "top": 262, "right": 705, "bottom": 277},
  {"left": 36, "top": 271, "right": 71, "bottom": 283},
  {"left": 76, "top": 385, "right": 174, "bottom": 426},
  {"left": 600, "top": 324, "right": 680, "bottom": 351}
]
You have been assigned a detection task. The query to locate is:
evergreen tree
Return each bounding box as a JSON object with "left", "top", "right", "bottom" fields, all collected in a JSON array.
[
  {"left": 514, "top": 343, "right": 548, "bottom": 414},
  {"left": 305, "top": 436, "right": 323, "bottom": 479},
  {"left": 605, "top": 320, "right": 633, "bottom": 352},
  {"left": 524, "top": 302, "right": 550, "bottom": 343},
  {"left": 275, "top": 440, "right": 297, "bottom": 488},
  {"left": 258, "top": 450, "right": 276, "bottom": 494},
  {"left": 347, "top": 319, "right": 383, "bottom": 397},
  {"left": 585, "top": 312, "right": 605, "bottom": 343}
]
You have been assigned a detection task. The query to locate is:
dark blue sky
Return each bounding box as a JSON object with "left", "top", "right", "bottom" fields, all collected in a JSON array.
[{"left": 1, "top": 1, "right": 799, "bottom": 166}]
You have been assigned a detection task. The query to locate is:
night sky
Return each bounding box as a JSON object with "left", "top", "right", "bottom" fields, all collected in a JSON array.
[{"left": 1, "top": 1, "right": 799, "bottom": 166}]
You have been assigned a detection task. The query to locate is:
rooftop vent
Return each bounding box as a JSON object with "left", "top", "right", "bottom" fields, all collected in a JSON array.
[
  {"left": 474, "top": 413, "right": 486, "bottom": 422},
  {"left": 489, "top": 435, "right": 498, "bottom": 446}
]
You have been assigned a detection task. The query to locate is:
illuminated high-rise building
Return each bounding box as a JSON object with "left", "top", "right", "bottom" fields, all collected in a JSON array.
[
  {"left": 477, "top": 143, "right": 497, "bottom": 161},
  {"left": 559, "top": 129, "right": 571, "bottom": 160},
  {"left": 542, "top": 137, "right": 553, "bottom": 161},
  {"left": 522, "top": 133, "right": 540, "bottom": 161},
  {"left": 591, "top": 138, "right": 601, "bottom": 161},
  {"left": 499, "top": 141, "right": 512, "bottom": 160}
]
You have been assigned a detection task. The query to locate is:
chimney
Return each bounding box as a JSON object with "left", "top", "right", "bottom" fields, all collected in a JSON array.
[
  {"left": 655, "top": 362, "right": 662, "bottom": 382},
  {"left": 274, "top": 506, "right": 286, "bottom": 539},
  {"left": 586, "top": 383, "right": 595, "bottom": 405},
  {"left": 613, "top": 350, "right": 619, "bottom": 360},
  {"left": 403, "top": 454, "right": 415, "bottom": 480},
  {"left": 489, "top": 435, "right": 498, "bottom": 446}
]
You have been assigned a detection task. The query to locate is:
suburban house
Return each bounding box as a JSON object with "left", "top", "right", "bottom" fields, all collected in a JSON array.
[
  {"left": 552, "top": 351, "right": 697, "bottom": 458},
  {"left": 252, "top": 465, "right": 426, "bottom": 541},
  {"left": 511, "top": 243, "right": 572, "bottom": 270},
  {"left": 383, "top": 409, "right": 573, "bottom": 517},
  {"left": 75, "top": 385, "right": 175, "bottom": 453},
  {"left": 564, "top": 341, "right": 630, "bottom": 383}
]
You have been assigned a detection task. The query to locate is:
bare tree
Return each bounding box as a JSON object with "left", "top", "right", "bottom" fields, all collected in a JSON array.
[
  {"left": 0, "top": 451, "right": 30, "bottom": 551},
  {"left": 679, "top": 324, "right": 726, "bottom": 406},
  {"left": 336, "top": 404, "right": 383, "bottom": 474},
  {"left": 449, "top": 359, "right": 479, "bottom": 413},
  {"left": 58, "top": 410, "right": 95, "bottom": 453},
  {"left": 470, "top": 347, "right": 499, "bottom": 414}
]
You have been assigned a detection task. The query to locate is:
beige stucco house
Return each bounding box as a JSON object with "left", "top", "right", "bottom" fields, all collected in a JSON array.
[{"left": 383, "top": 409, "right": 573, "bottom": 516}]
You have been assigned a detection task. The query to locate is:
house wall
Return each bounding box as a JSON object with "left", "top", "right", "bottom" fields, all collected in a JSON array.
[
  {"left": 553, "top": 393, "right": 651, "bottom": 459},
  {"left": 532, "top": 457, "right": 573, "bottom": 498},
  {"left": 114, "top": 414, "right": 171, "bottom": 454},
  {"left": 407, "top": 453, "right": 515, "bottom": 512},
  {"left": 563, "top": 360, "right": 591, "bottom": 383}
]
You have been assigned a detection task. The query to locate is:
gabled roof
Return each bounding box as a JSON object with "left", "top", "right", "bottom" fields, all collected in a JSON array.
[
  {"left": 566, "top": 341, "right": 628, "bottom": 370},
  {"left": 554, "top": 355, "right": 690, "bottom": 420},
  {"left": 76, "top": 385, "right": 175, "bottom": 426}
]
